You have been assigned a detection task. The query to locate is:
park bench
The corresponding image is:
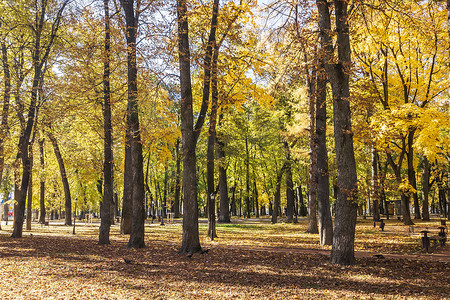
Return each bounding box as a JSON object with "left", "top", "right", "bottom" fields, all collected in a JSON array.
[
  {"left": 420, "top": 226, "right": 447, "bottom": 252},
  {"left": 429, "top": 226, "right": 447, "bottom": 246},
  {"left": 373, "top": 219, "right": 386, "bottom": 231}
]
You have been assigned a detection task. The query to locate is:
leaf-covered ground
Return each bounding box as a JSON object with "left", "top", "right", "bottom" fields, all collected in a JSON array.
[{"left": 0, "top": 217, "right": 448, "bottom": 299}]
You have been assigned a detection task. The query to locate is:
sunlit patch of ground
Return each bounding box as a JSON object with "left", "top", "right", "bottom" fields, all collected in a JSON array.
[{"left": 0, "top": 217, "right": 448, "bottom": 299}]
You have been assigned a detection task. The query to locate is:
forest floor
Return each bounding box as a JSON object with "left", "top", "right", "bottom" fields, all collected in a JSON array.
[{"left": 0, "top": 217, "right": 448, "bottom": 299}]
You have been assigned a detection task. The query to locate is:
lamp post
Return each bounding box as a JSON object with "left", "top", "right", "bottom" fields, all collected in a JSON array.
[{"left": 73, "top": 198, "right": 78, "bottom": 234}]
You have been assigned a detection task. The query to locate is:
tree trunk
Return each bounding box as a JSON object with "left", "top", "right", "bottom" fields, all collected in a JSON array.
[
  {"left": 371, "top": 148, "right": 380, "bottom": 222},
  {"left": 245, "top": 137, "right": 251, "bottom": 219},
  {"left": 272, "top": 179, "right": 281, "bottom": 224},
  {"left": 272, "top": 161, "right": 286, "bottom": 224},
  {"left": 174, "top": 139, "right": 181, "bottom": 218},
  {"left": 38, "top": 138, "right": 46, "bottom": 224},
  {"left": 421, "top": 157, "right": 430, "bottom": 221},
  {"left": 306, "top": 56, "right": 318, "bottom": 234},
  {"left": 121, "top": 130, "right": 132, "bottom": 234},
  {"left": 0, "top": 40, "right": 11, "bottom": 184},
  {"left": 120, "top": 0, "right": 145, "bottom": 249},
  {"left": 253, "top": 180, "right": 259, "bottom": 218},
  {"left": 317, "top": 0, "right": 358, "bottom": 265},
  {"left": 207, "top": 42, "right": 220, "bottom": 239},
  {"left": 217, "top": 115, "right": 230, "bottom": 223},
  {"left": 447, "top": 0, "right": 450, "bottom": 221},
  {"left": 99, "top": 0, "right": 113, "bottom": 245},
  {"left": 26, "top": 149, "right": 34, "bottom": 231},
  {"left": 163, "top": 165, "right": 168, "bottom": 219},
  {"left": 285, "top": 144, "right": 294, "bottom": 223},
  {"left": 406, "top": 130, "right": 420, "bottom": 219},
  {"left": 448, "top": 161, "right": 450, "bottom": 221},
  {"left": 47, "top": 131, "right": 71, "bottom": 226},
  {"left": 316, "top": 67, "right": 333, "bottom": 246},
  {"left": 177, "top": 0, "right": 202, "bottom": 255}
]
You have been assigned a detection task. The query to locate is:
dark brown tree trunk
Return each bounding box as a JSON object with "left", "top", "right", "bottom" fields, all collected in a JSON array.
[
  {"left": 26, "top": 149, "right": 33, "bottom": 230},
  {"left": 285, "top": 143, "right": 294, "bottom": 223},
  {"left": 447, "top": 0, "right": 450, "bottom": 221},
  {"left": 120, "top": 0, "right": 145, "bottom": 249},
  {"left": 47, "top": 131, "right": 71, "bottom": 226},
  {"left": 217, "top": 115, "right": 230, "bottom": 223},
  {"left": 26, "top": 149, "right": 33, "bottom": 231},
  {"left": 272, "top": 161, "right": 287, "bottom": 224},
  {"left": 177, "top": 0, "right": 202, "bottom": 255},
  {"left": 0, "top": 40, "right": 11, "bottom": 184},
  {"left": 11, "top": 0, "right": 68, "bottom": 238},
  {"left": 422, "top": 156, "right": 430, "bottom": 221},
  {"left": 38, "top": 138, "right": 45, "bottom": 224},
  {"left": 371, "top": 148, "right": 380, "bottom": 222},
  {"left": 121, "top": 130, "right": 132, "bottom": 234},
  {"left": 272, "top": 180, "right": 281, "bottom": 224},
  {"left": 317, "top": 0, "right": 358, "bottom": 265},
  {"left": 316, "top": 68, "right": 333, "bottom": 246},
  {"left": 245, "top": 136, "right": 251, "bottom": 219},
  {"left": 254, "top": 180, "right": 259, "bottom": 218},
  {"left": 407, "top": 130, "right": 420, "bottom": 219},
  {"left": 163, "top": 165, "right": 168, "bottom": 218},
  {"left": 174, "top": 139, "right": 181, "bottom": 218},
  {"left": 207, "top": 43, "right": 219, "bottom": 239},
  {"left": 99, "top": 0, "right": 113, "bottom": 245},
  {"left": 306, "top": 55, "right": 318, "bottom": 234},
  {"left": 298, "top": 185, "right": 307, "bottom": 216}
]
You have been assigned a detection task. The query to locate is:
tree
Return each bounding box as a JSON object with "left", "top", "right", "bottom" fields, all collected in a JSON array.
[
  {"left": 12, "top": 0, "right": 69, "bottom": 238},
  {"left": 206, "top": 0, "right": 220, "bottom": 240},
  {"left": 306, "top": 56, "right": 318, "bottom": 234},
  {"left": 99, "top": 0, "right": 113, "bottom": 245},
  {"left": 316, "top": 0, "right": 358, "bottom": 265},
  {"left": 177, "top": 0, "right": 202, "bottom": 255},
  {"left": 316, "top": 67, "right": 333, "bottom": 246},
  {"left": 120, "top": 0, "right": 145, "bottom": 249},
  {"left": 47, "top": 128, "right": 72, "bottom": 226},
  {"left": 38, "top": 137, "right": 46, "bottom": 223}
]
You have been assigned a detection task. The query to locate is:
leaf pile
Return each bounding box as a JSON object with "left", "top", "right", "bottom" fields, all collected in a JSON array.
[{"left": 0, "top": 219, "right": 448, "bottom": 299}]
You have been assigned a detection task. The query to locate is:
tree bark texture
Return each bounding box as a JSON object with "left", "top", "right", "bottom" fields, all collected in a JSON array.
[
  {"left": 39, "top": 138, "right": 46, "bottom": 224},
  {"left": 421, "top": 156, "right": 430, "bottom": 221},
  {"left": 407, "top": 130, "right": 420, "bottom": 219},
  {"left": 177, "top": 0, "right": 202, "bottom": 255},
  {"left": 317, "top": 0, "right": 358, "bottom": 265},
  {"left": 371, "top": 148, "right": 380, "bottom": 222},
  {"left": 315, "top": 68, "right": 333, "bottom": 246},
  {"left": 26, "top": 149, "right": 33, "bottom": 231},
  {"left": 121, "top": 0, "right": 145, "bottom": 249},
  {"left": 48, "top": 131, "right": 72, "bottom": 226},
  {"left": 245, "top": 137, "right": 251, "bottom": 219},
  {"left": 217, "top": 115, "right": 230, "bottom": 223},
  {"left": 285, "top": 143, "right": 294, "bottom": 223},
  {"left": 174, "top": 139, "right": 181, "bottom": 218},
  {"left": 306, "top": 55, "right": 318, "bottom": 234},
  {"left": 0, "top": 40, "right": 11, "bottom": 184},
  {"left": 207, "top": 44, "right": 220, "bottom": 239},
  {"left": 253, "top": 180, "right": 259, "bottom": 218},
  {"left": 99, "top": 0, "right": 113, "bottom": 245},
  {"left": 121, "top": 130, "right": 132, "bottom": 234},
  {"left": 272, "top": 161, "right": 287, "bottom": 224},
  {"left": 446, "top": 0, "right": 450, "bottom": 221}
]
